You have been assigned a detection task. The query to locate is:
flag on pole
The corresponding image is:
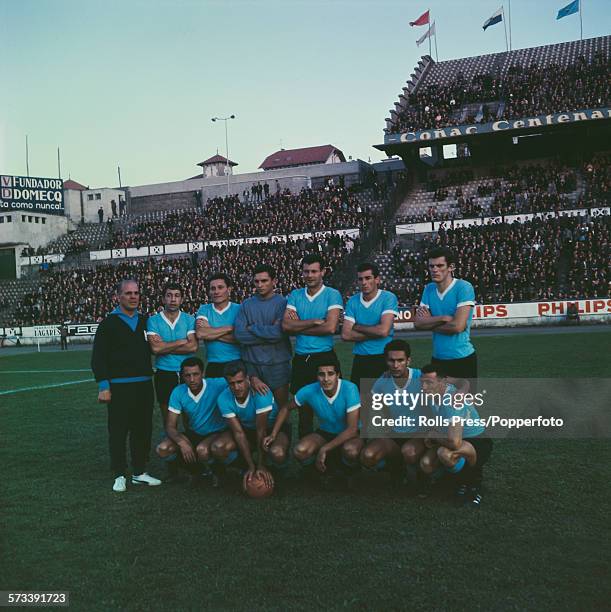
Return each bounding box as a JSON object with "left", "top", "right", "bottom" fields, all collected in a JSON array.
[
  {"left": 483, "top": 7, "right": 504, "bottom": 30},
  {"left": 557, "top": 0, "right": 579, "bottom": 19},
  {"left": 410, "top": 9, "right": 430, "bottom": 26},
  {"left": 416, "top": 21, "right": 435, "bottom": 46}
]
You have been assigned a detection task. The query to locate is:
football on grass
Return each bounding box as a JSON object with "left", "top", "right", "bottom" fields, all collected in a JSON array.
[{"left": 243, "top": 474, "right": 274, "bottom": 498}]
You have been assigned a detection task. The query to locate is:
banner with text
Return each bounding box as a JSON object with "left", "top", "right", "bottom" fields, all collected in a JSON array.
[
  {"left": 0, "top": 174, "right": 64, "bottom": 216},
  {"left": 384, "top": 107, "right": 611, "bottom": 145}
]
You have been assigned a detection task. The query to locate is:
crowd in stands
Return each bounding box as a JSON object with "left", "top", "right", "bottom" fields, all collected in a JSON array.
[
  {"left": 9, "top": 211, "right": 609, "bottom": 324},
  {"left": 13, "top": 234, "right": 356, "bottom": 326},
  {"left": 389, "top": 51, "right": 609, "bottom": 133},
  {"left": 422, "top": 215, "right": 609, "bottom": 304},
  {"left": 396, "top": 158, "right": 608, "bottom": 225},
  {"left": 107, "top": 185, "right": 374, "bottom": 250}
]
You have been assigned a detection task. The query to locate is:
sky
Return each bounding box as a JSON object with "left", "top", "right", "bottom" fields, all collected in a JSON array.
[{"left": 1, "top": 0, "right": 609, "bottom": 188}]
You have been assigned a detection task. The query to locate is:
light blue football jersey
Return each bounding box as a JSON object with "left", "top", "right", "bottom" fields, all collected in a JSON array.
[
  {"left": 286, "top": 285, "right": 343, "bottom": 355},
  {"left": 420, "top": 279, "right": 475, "bottom": 359},
  {"left": 426, "top": 383, "right": 485, "bottom": 438},
  {"left": 196, "top": 302, "right": 241, "bottom": 363},
  {"left": 146, "top": 311, "right": 197, "bottom": 372},
  {"left": 372, "top": 368, "right": 423, "bottom": 433},
  {"left": 344, "top": 290, "right": 399, "bottom": 355},
  {"left": 217, "top": 387, "right": 278, "bottom": 430},
  {"left": 294, "top": 379, "right": 361, "bottom": 434},
  {"left": 167, "top": 378, "right": 228, "bottom": 435}
]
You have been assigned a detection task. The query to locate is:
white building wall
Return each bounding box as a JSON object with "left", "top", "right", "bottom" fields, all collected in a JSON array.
[
  {"left": 128, "top": 160, "right": 368, "bottom": 199},
  {"left": 63, "top": 189, "right": 83, "bottom": 225},
  {"left": 0, "top": 212, "right": 68, "bottom": 249},
  {"left": 81, "top": 187, "right": 126, "bottom": 223}
]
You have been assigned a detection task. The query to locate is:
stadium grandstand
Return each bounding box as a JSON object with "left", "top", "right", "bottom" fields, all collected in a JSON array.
[
  {"left": 385, "top": 36, "right": 609, "bottom": 134},
  {"left": 0, "top": 35, "right": 609, "bottom": 339}
]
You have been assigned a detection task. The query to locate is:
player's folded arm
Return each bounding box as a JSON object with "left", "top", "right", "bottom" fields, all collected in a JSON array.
[
  {"left": 434, "top": 304, "right": 473, "bottom": 335},
  {"left": 341, "top": 316, "right": 368, "bottom": 342},
  {"left": 233, "top": 309, "right": 264, "bottom": 345},
  {"left": 281, "top": 307, "right": 312, "bottom": 333},
  {"left": 301, "top": 307, "right": 342, "bottom": 336},
  {"left": 174, "top": 331, "right": 198, "bottom": 354}
]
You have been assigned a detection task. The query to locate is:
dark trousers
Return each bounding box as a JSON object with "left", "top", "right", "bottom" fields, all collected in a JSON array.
[
  {"left": 431, "top": 352, "right": 478, "bottom": 390},
  {"left": 107, "top": 381, "right": 154, "bottom": 477},
  {"left": 350, "top": 354, "right": 387, "bottom": 389},
  {"left": 60, "top": 337, "right": 68, "bottom": 350},
  {"left": 291, "top": 350, "right": 337, "bottom": 437}
]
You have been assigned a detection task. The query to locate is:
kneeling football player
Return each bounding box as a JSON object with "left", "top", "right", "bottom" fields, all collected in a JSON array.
[
  {"left": 158, "top": 357, "right": 229, "bottom": 486},
  {"left": 211, "top": 361, "right": 290, "bottom": 488},
  {"left": 361, "top": 340, "right": 427, "bottom": 485},
  {"left": 419, "top": 363, "right": 492, "bottom": 507},
  {"left": 264, "top": 355, "right": 361, "bottom": 485}
]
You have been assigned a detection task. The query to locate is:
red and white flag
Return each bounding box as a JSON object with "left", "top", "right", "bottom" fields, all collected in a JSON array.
[
  {"left": 416, "top": 21, "right": 436, "bottom": 46},
  {"left": 410, "top": 9, "right": 430, "bottom": 26}
]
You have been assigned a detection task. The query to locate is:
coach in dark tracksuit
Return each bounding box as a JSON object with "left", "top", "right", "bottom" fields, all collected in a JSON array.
[{"left": 91, "top": 279, "right": 161, "bottom": 492}]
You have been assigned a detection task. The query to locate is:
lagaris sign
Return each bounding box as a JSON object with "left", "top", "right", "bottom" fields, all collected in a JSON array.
[
  {"left": 16, "top": 323, "right": 99, "bottom": 338},
  {"left": 384, "top": 107, "right": 611, "bottom": 144},
  {"left": 0, "top": 174, "right": 64, "bottom": 215}
]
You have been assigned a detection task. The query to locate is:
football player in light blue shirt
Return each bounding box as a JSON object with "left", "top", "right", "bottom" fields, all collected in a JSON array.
[
  {"left": 283, "top": 253, "right": 343, "bottom": 437},
  {"left": 195, "top": 273, "right": 241, "bottom": 378},
  {"left": 360, "top": 340, "right": 425, "bottom": 479},
  {"left": 146, "top": 284, "right": 198, "bottom": 480},
  {"left": 264, "top": 355, "right": 361, "bottom": 480},
  {"left": 159, "top": 357, "right": 229, "bottom": 483},
  {"left": 419, "top": 363, "right": 491, "bottom": 507},
  {"left": 211, "top": 361, "right": 290, "bottom": 489},
  {"left": 414, "top": 246, "right": 477, "bottom": 381},
  {"left": 341, "top": 262, "right": 399, "bottom": 388}
]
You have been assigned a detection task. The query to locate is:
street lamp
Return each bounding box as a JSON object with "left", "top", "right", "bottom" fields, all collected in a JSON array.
[{"left": 211, "top": 114, "right": 236, "bottom": 198}]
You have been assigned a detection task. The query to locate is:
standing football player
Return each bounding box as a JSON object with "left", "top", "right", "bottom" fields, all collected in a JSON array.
[
  {"left": 341, "top": 262, "right": 399, "bottom": 388},
  {"left": 234, "top": 264, "right": 292, "bottom": 410},
  {"left": 147, "top": 283, "right": 199, "bottom": 481},
  {"left": 414, "top": 246, "right": 477, "bottom": 381},
  {"left": 283, "top": 253, "right": 343, "bottom": 437},
  {"left": 196, "top": 273, "right": 241, "bottom": 377}
]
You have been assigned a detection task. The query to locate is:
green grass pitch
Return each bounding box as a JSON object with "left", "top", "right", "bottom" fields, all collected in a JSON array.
[{"left": 2, "top": 332, "right": 610, "bottom": 611}]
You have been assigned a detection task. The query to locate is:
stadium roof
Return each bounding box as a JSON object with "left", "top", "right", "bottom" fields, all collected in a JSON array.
[
  {"left": 197, "top": 154, "right": 238, "bottom": 167},
  {"left": 259, "top": 145, "right": 346, "bottom": 170},
  {"left": 63, "top": 179, "right": 88, "bottom": 191}
]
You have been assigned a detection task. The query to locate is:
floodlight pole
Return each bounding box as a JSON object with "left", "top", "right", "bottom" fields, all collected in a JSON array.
[{"left": 211, "top": 115, "right": 236, "bottom": 198}]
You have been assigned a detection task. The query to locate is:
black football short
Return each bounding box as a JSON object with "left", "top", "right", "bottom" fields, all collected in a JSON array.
[{"left": 154, "top": 370, "right": 181, "bottom": 406}]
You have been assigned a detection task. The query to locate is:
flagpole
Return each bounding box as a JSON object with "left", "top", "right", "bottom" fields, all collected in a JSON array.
[
  {"left": 428, "top": 12, "right": 432, "bottom": 58},
  {"left": 434, "top": 24, "right": 439, "bottom": 61},
  {"left": 508, "top": 0, "right": 512, "bottom": 50},
  {"left": 502, "top": 6, "right": 509, "bottom": 52},
  {"left": 579, "top": 0, "right": 583, "bottom": 40}
]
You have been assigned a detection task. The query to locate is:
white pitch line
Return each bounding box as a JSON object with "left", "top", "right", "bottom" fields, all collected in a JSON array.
[
  {"left": 0, "top": 378, "right": 93, "bottom": 396},
  {"left": 0, "top": 369, "right": 91, "bottom": 374}
]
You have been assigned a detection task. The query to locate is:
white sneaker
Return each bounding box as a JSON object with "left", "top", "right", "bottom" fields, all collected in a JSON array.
[
  {"left": 131, "top": 472, "right": 162, "bottom": 486},
  {"left": 113, "top": 476, "right": 127, "bottom": 492}
]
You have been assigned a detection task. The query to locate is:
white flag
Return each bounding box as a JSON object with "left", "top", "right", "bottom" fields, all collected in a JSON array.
[{"left": 417, "top": 21, "right": 436, "bottom": 46}]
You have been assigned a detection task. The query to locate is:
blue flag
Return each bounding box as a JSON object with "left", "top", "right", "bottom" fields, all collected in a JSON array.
[
  {"left": 483, "top": 7, "right": 503, "bottom": 30},
  {"left": 557, "top": 0, "right": 579, "bottom": 19}
]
